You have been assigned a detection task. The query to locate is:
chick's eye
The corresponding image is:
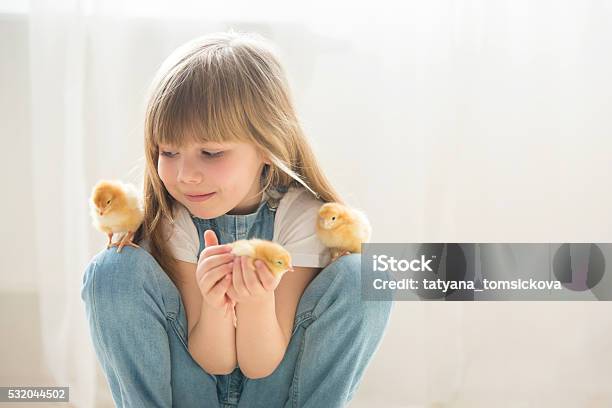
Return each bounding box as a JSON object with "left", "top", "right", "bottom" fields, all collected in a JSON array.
[
  {"left": 276, "top": 260, "right": 283, "bottom": 265},
  {"left": 331, "top": 216, "right": 336, "bottom": 220},
  {"left": 106, "top": 200, "right": 111, "bottom": 204}
]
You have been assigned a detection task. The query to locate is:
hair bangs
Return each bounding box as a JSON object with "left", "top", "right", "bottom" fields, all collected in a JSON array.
[{"left": 148, "top": 57, "right": 255, "bottom": 150}]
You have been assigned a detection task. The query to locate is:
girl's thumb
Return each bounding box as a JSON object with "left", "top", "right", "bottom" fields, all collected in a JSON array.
[{"left": 204, "top": 229, "right": 219, "bottom": 248}]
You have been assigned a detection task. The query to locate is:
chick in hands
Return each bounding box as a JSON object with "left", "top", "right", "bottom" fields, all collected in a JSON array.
[
  {"left": 229, "top": 239, "right": 294, "bottom": 277},
  {"left": 224, "top": 239, "right": 294, "bottom": 326},
  {"left": 316, "top": 202, "right": 372, "bottom": 262},
  {"left": 89, "top": 180, "right": 144, "bottom": 253}
]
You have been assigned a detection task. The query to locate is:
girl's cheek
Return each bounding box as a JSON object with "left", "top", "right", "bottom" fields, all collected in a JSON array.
[
  {"left": 204, "top": 161, "right": 228, "bottom": 183},
  {"left": 157, "top": 159, "right": 174, "bottom": 187}
]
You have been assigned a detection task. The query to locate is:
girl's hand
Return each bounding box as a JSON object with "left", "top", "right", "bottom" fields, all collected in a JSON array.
[
  {"left": 196, "top": 230, "right": 235, "bottom": 311},
  {"left": 226, "top": 256, "right": 283, "bottom": 305}
]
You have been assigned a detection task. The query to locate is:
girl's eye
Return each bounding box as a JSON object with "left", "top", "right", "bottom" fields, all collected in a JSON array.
[
  {"left": 160, "top": 151, "right": 178, "bottom": 158},
  {"left": 202, "top": 150, "right": 224, "bottom": 158},
  {"left": 159, "top": 150, "right": 223, "bottom": 158}
]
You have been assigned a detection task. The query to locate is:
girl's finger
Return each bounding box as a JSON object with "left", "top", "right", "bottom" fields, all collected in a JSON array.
[
  {"left": 255, "top": 260, "right": 276, "bottom": 291},
  {"left": 203, "top": 229, "right": 219, "bottom": 248},
  {"left": 200, "top": 252, "right": 235, "bottom": 274},
  {"left": 243, "top": 256, "right": 264, "bottom": 294},
  {"left": 196, "top": 254, "right": 233, "bottom": 283},
  {"left": 233, "top": 257, "right": 250, "bottom": 297},
  {"left": 198, "top": 244, "right": 233, "bottom": 262},
  {"left": 210, "top": 273, "right": 233, "bottom": 298},
  {"left": 224, "top": 293, "right": 233, "bottom": 309},
  {"left": 226, "top": 285, "right": 237, "bottom": 302},
  {"left": 199, "top": 263, "right": 233, "bottom": 293}
]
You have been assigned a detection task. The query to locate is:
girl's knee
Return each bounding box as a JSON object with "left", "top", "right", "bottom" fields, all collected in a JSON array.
[
  {"left": 325, "top": 253, "right": 392, "bottom": 323},
  {"left": 81, "top": 247, "right": 176, "bottom": 348},
  {"left": 325, "top": 253, "right": 362, "bottom": 298},
  {"left": 81, "top": 247, "right": 159, "bottom": 312},
  {"left": 93, "top": 246, "right": 156, "bottom": 274}
]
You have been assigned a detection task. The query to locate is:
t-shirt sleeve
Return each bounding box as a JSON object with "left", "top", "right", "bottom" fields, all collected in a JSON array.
[
  {"left": 161, "top": 203, "right": 199, "bottom": 264},
  {"left": 273, "top": 188, "right": 331, "bottom": 268}
]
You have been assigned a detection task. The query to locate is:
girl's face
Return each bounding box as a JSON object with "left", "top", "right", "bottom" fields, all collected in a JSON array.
[{"left": 157, "top": 141, "right": 267, "bottom": 218}]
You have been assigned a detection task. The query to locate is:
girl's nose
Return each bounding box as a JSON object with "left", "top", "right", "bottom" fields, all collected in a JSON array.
[{"left": 177, "top": 161, "right": 203, "bottom": 184}]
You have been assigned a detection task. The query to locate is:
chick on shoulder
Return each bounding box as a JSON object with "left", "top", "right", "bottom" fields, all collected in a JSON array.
[{"left": 89, "top": 180, "right": 144, "bottom": 253}]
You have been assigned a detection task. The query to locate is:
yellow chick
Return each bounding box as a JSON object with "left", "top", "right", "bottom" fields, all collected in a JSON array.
[
  {"left": 316, "top": 202, "right": 372, "bottom": 261},
  {"left": 89, "top": 180, "right": 144, "bottom": 253},
  {"left": 229, "top": 239, "right": 294, "bottom": 277}
]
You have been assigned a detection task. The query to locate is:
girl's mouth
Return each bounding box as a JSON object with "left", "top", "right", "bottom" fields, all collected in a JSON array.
[{"left": 185, "top": 192, "right": 216, "bottom": 202}]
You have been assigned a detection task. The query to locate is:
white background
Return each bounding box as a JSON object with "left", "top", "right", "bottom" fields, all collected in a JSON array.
[{"left": 1, "top": 1, "right": 612, "bottom": 406}]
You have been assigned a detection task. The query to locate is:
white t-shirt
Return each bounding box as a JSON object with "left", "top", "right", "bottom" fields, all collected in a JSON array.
[{"left": 162, "top": 187, "right": 331, "bottom": 268}]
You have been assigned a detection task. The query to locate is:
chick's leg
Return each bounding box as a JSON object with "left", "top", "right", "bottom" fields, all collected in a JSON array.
[
  {"left": 113, "top": 231, "right": 140, "bottom": 253},
  {"left": 330, "top": 248, "right": 352, "bottom": 262},
  {"left": 106, "top": 232, "right": 114, "bottom": 249}
]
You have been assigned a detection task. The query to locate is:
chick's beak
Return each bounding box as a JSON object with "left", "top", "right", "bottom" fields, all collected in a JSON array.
[{"left": 288, "top": 265, "right": 294, "bottom": 272}]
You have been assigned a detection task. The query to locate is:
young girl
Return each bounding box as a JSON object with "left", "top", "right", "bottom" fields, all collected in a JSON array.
[{"left": 81, "top": 31, "right": 392, "bottom": 408}]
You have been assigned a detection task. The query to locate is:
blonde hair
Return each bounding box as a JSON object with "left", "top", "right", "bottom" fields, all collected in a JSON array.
[{"left": 135, "top": 30, "right": 343, "bottom": 285}]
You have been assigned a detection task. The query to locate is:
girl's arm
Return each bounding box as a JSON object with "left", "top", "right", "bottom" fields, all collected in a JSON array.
[
  {"left": 235, "top": 265, "right": 321, "bottom": 379},
  {"left": 235, "top": 293, "right": 286, "bottom": 379},
  {"left": 189, "top": 302, "right": 237, "bottom": 374},
  {"left": 174, "top": 259, "right": 237, "bottom": 374}
]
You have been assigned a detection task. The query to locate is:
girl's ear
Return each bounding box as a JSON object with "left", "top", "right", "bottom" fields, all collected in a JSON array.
[
  {"left": 260, "top": 152, "right": 271, "bottom": 165},
  {"left": 255, "top": 146, "right": 271, "bottom": 165}
]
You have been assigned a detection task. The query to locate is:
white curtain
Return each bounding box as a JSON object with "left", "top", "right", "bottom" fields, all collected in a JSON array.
[
  {"left": 26, "top": 1, "right": 612, "bottom": 406},
  {"left": 29, "top": 1, "right": 94, "bottom": 407}
]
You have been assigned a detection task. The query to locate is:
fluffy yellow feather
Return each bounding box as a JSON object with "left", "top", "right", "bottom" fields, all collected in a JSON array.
[
  {"left": 89, "top": 180, "right": 144, "bottom": 253},
  {"left": 229, "top": 239, "right": 294, "bottom": 277},
  {"left": 315, "top": 202, "right": 372, "bottom": 261}
]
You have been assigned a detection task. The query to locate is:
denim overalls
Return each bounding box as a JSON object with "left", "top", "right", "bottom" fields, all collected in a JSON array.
[{"left": 81, "top": 190, "right": 393, "bottom": 408}]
